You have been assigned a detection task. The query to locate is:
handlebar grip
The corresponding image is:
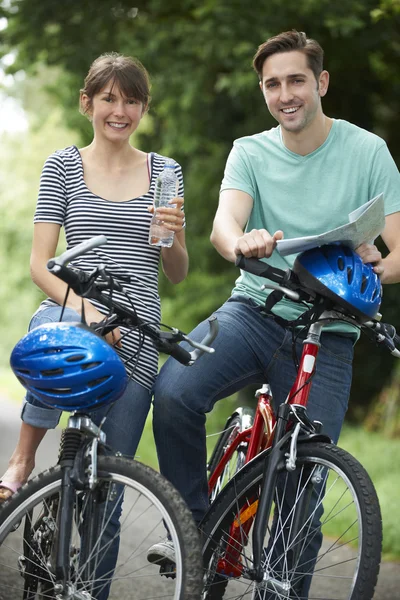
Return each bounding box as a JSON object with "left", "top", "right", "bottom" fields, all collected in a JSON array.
[
  {"left": 46, "top": 263, "right": 86, "bottom": 290},
  {"left": 168, "top": 343, "right": 192, "bottom": 366},
  {"left": 235, "top": 255, "right": 285, "bottom": 284},
  {"left": 49, "top": 235, "right": 108, "bottom": 268}
]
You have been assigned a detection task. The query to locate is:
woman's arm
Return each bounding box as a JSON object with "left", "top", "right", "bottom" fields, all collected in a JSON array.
[
  {"left": 161, "top": 228, "right": 188, "bottom": 284},
  {"left": 149, "top": 196, "right": 189, "bottom": 284},
  {"left": 30, "top": 222, "right": 122, "bottom": 345}
]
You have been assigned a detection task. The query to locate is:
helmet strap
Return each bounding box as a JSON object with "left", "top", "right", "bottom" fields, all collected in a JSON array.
[
  {"left": 60, "top": 286, "right": 71, "bottom": 321},
  {"left": 80, "top": 298, "right": 87, "bottom": 325}
]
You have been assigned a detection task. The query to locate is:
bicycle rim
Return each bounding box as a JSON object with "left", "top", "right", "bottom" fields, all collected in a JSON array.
[
  {"left": 201, "top": 442, "right": 382, "bottom": 600},
  {"left": 0, "top": 456, "right": 202, "bottom": 599}
]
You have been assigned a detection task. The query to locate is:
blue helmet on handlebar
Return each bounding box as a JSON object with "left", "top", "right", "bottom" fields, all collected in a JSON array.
[
  {"left": 293, "top": 244, "right": 382, "bottom": 321},
  {"left": 10, "top": 322, "right": 128, "bottom": 411}
]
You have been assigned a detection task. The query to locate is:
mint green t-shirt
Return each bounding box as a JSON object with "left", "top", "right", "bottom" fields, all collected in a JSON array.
[{"left": 220, "top": 119, "right": 400, "bottom": 330}]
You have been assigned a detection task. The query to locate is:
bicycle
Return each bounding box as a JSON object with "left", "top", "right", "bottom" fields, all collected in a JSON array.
[
  {"left": 201, "top": 247, "right": 400, "bottom": 600},
  {"left": 0, "top": 235, "right": 219, "bottom": 600}
]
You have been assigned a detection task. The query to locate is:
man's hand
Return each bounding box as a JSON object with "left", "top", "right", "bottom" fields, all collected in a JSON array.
[
  {"left": 355, "top": 243, "right": 384, "bottom": 276},
  {"left": 234, "top": 229, "right": 284, "bottom": 259}
]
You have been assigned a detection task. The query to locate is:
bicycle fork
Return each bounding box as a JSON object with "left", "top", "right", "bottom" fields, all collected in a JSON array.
[{"left": 250, "top": 403, "right": 293, "bottom": 593}]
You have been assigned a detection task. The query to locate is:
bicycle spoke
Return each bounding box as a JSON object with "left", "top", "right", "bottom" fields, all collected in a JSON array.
[{"left": 202, "top": 443, "right": 381, "bottom": 600}]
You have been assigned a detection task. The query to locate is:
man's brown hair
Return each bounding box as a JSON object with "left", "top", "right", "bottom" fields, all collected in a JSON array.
[{"left": 253, "top": 30, "right": 324, "bottom": 82}]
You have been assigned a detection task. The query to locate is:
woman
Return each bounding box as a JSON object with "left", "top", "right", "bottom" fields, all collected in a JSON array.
[{"left": 0, "top": 52, "right": 188, "bottom": 501}]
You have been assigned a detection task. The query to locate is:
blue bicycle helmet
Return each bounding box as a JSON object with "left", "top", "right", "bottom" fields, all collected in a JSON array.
[
  {"left": 293, "top": 244, "right": 382, "bottom": 321},
  {"left": 10, "top": 322, "right": 128, "bottom": 411}
]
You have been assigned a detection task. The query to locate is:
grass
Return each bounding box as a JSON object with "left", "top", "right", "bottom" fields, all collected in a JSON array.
[{"left": 1, "top": 367, "right": 399, "bottom": 559}]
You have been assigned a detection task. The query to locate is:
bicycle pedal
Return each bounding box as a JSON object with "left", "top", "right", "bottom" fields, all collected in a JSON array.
[{"left": 159, "top": 561, "right": 176, "bottom": 579}]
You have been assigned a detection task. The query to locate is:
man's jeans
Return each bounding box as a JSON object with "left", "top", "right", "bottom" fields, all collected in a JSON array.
[
  {"left": 21, "top": 306, "right": 152, "bottom": 600},
  {"left": 153, "top": 295, "right": 353, "bottom": 597}
]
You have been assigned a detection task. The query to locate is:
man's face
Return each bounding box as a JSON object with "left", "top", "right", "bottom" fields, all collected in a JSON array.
[{"left": 260, "top": 50, "right": 328, "bottom": 134}]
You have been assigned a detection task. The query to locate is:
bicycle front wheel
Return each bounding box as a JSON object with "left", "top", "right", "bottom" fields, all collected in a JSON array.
[
  {"left": 0, "top": 456, "right": 202, "bottom": 599},
  {"left": 201, "top": 442, "right": 382, "bottom": 600}
]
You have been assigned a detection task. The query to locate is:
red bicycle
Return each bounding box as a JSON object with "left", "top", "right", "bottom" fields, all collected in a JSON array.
[{"left": 202, "top": 250, "right": 400, "bottom": 600}]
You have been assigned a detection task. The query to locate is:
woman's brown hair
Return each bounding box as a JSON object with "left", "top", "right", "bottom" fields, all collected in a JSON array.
[{"left": 80, "top": 53, "right": 151, "bottom": 116}]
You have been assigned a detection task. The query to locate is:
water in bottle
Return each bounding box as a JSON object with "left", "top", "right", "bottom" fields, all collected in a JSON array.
[{"left": 149, "top": 158, "right": 178, "bottom": 248}]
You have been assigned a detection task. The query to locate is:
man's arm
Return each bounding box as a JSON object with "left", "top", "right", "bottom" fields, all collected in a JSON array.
[
  {"left": 210, "top": 189, "right": 283, "bottom": 263},
  {"left": 356, "top": 212, "right": 400, "bottom": 284}
]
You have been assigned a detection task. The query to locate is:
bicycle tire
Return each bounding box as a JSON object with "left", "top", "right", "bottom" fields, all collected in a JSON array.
[
  {"left": 208, "top": 408, "right": 255, "bottom": 502},
  {"left": 201, "top": 442, "right": 382, "bottom": 600},
  {"left": 0, "top": 456, "right": 202, "bottom": 599}
]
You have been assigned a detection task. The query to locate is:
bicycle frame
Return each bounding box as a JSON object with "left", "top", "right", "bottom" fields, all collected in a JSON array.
[
  {"left": 209, "top": 315, "right": 331, "bottom": 582},
  {"left": 207, "top": 387, "right": 274, "bottom": 497}
]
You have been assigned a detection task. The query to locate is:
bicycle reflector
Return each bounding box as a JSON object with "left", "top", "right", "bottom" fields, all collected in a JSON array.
[
  {"left": 293, "top": 243, "right": 382, "bottom": 321},
  {"left": 10, "top": 322, "right": 128, "bottom": 411}
]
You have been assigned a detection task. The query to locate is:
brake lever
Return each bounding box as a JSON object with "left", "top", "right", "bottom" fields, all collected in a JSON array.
[
  {"left": 180, "top": 335, "right": 215, "bottom": 355},
  {"left": 90, "top": 314, "right": 120, "bottom": 336},
  {"left": 261, "top": 282, "right": 301, "bottom": 302}
]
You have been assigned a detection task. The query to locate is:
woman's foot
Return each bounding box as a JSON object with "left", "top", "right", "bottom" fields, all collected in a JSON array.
[{"left": 0, "top": 459, "right": 34, "bottom": 503}]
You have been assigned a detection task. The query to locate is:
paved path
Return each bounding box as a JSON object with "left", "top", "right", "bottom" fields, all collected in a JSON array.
[{"left": 0, "top": 395, "right": 399, "bottom": 598}]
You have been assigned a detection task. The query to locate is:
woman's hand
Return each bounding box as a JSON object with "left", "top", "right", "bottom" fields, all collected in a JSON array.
[
  {"left": 84, "top": 303, "right": 123, "bottom": 348},
  {"left": 148, "top": 197, "right": 185, "bottom": 233}
]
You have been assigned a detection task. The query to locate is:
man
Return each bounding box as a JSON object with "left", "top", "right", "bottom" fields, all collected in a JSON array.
[{"left": 149, "top": 29, "right": 400, "bottom": 594}]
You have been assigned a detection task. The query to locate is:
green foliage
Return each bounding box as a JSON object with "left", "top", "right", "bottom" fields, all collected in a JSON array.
[
  {"left": 1, "top": 0, "right": 400, "bottom": 419},
  {"left": 0, "top": 106, "right": 77, "bottom": 360},
  {"left": 339, "top": 425, "right": 400, "bottom": 559}
]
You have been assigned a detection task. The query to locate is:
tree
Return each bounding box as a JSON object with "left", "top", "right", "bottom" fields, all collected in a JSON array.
[{"left": 1, "top": 0, "right": 399, "bottom": 418}]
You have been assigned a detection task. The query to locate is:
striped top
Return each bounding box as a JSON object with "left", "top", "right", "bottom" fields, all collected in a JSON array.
[{"left": 34, "top": 145, "right": 184, "bottom": 390}]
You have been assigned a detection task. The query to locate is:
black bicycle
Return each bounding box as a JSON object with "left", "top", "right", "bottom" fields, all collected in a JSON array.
[{"left": 0, "top": 235, "right": 218, "bottom": 600}]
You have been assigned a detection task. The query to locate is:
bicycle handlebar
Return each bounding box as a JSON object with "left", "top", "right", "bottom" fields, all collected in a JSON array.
[
  {"left": 364, "top": 321, "right": 400, "bottom": 358},
  {"left": 48, "top": 235, "right": 107, "bottom": 267},
  {"left": 235, "top": 254, "right": 286, "bottom": 285},
  {"left": 47, "top": 237, "right": 218, "bottom": 366},
  {"left": 235, "top": 253, "right": 400, "bottom": 358}
]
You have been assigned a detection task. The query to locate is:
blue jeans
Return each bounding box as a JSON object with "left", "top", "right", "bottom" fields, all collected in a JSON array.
[
  {"left": 21, "top": 306, "right": 152, "bottom": 600},
  {"left": 153, "top": 295, "right": 353, "bottom": 596}
]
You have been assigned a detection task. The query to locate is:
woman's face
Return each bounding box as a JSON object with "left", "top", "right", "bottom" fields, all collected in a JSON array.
[{"left": 83, "top": 82, "right": 145, "bottom": 142}]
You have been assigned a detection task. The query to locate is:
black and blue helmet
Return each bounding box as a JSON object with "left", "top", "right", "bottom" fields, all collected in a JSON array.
[
  {"left": 293, "top": 244, "right": 382, "bottom": 321},
  {"left": 10, "top": 322, "right": 128, "bottom": 411}
]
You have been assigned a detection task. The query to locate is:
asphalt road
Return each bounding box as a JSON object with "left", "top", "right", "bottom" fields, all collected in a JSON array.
[{"left": 1, "top": 395, "right": 399, "bottom": 599}]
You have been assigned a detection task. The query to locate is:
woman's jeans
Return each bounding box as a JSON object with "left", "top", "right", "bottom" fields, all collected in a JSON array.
[
  {"left": 153, "top": 295, "right": 354, "bottom": 598},
  {"left": 21, "top": 306, "right": 152, "bottom": 600}
]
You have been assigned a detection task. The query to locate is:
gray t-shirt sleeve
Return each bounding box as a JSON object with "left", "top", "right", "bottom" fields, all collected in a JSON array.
[
  {"left": 34, "top": 153, "right": 67, "bottom": 225},
  {"left": 220, "top": 142, "right": 256, "bottom": 199}
]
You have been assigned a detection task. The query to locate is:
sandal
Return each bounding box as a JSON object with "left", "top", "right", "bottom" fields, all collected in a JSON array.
[{"left": 0, "top": 480, "right": 23, "bottom": 503}]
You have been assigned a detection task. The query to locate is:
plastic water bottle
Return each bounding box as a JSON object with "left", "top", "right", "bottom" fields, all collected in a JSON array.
[{"left": 149, "top": 158, "right": 178, "bottom": 248}]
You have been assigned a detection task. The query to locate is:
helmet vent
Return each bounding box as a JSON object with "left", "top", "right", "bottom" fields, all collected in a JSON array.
[
  {"left": 98, "top": 389, "right": 113, "bottom": 400},
  {"left": 88, "top": 376, "right": 110, "bottom": 388},
  {"left": 44, "top": 387, "right": 72, "bottom": 394},
  {"left": 66, "top": 354, "right": 86, "bottom": 363},
  {"left": 41, "top": 368, "right": 64, "bottom": 376},
  {"left": 337, "top": 257, "right": 345, "bottom": 271},
  {"left": 361, "top": 275, "right": 368, "bottom": 294},
  {"left": 347, "top": 267, "right": 353, "bottom": 284},
  {"left": 82, "top": 361, "right": 101, "bottom": 371}
]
